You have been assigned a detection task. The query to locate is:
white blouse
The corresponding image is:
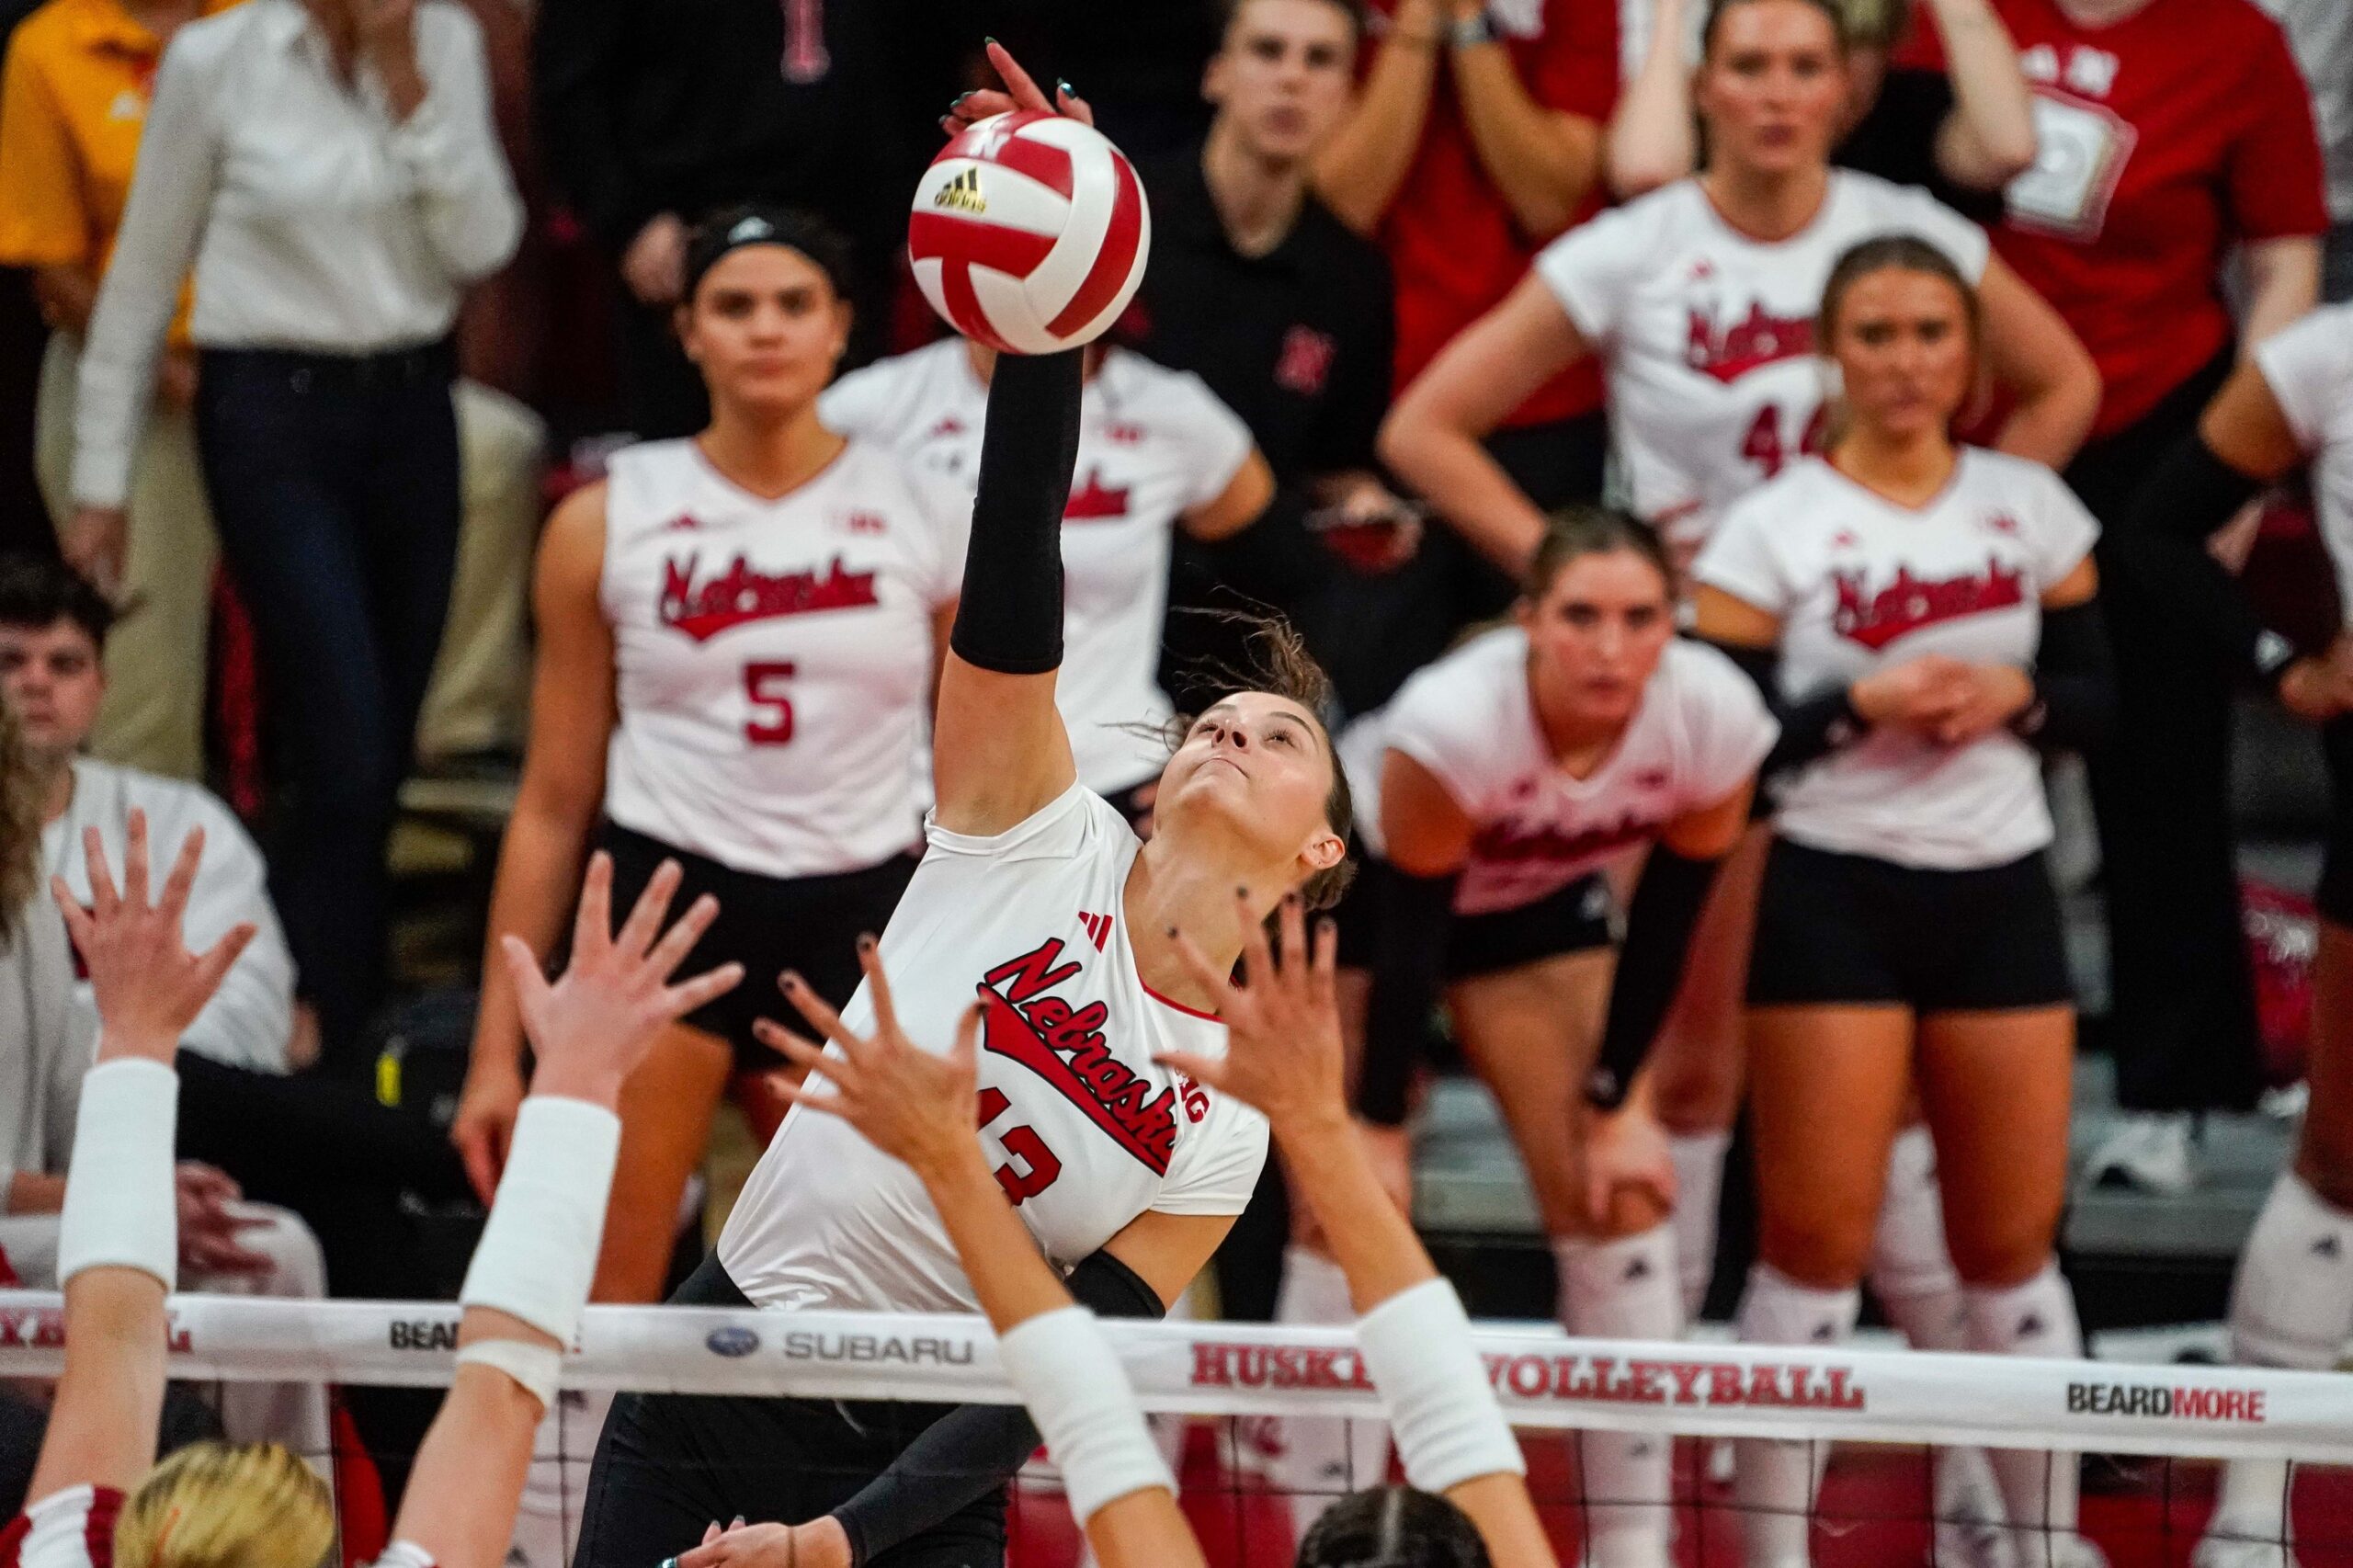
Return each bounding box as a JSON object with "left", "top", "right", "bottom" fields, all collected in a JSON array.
[{"left": 72, "top": 0, "right": 523, "bottom": 507}]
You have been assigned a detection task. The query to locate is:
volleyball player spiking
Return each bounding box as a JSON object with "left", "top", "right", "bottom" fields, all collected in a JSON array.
[
  {"left": 569, "top": 47, "right": 1358, "bottom": 1568},
  {"left": 1692, "top": 235, "right": 2114, "bottom": 1568},
  {"left": 686, "top": 895, "right": 1556, "bottom": 1568},
  {"left": 0, "top": 813, "right": 734, "bottom": 1568},
  {"left": 2109, "top": 301, "right": 2353, "bottom": 1568},
  {"left": 1263, "top": 510, "right": 1774, "bottom": 1566},
  {"left": 1374, "top": 3, "right": 2099, "bottom": 1507}
]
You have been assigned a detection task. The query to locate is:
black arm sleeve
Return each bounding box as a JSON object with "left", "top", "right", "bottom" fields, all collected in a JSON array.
[
  {"left": 2108, "top": 435, "right": 2299, "bottom": 691},
  {"left": 1356, "top": 867, "right": 1458, "bottom": 1128},
  {"left": 2011, "top": 597, "right": 2116, "bottom": 753},
  {"left": 948, "top": 350, "right": 1085, "bottom": 676},
  {"left": 829, "top": 1249, "right": 1165, "bottom": 1564},
  {"left": 1703, "top": 640, "right": 1863, "bottom": 777},
  {"left": 1584, "top": 846, "right": 1726, "bottom": 1110}
]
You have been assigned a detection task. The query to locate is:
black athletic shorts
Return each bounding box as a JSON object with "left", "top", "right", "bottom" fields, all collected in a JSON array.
[
  {"left": 597, "top": 822, "right": 918, "bottom": 1071},
  {"left": 2322, "top": 716, "right": 2353, "bottom": 927},
  {"left": 1335, "top": 857, "right": 1616, "bottom": 980},
  {"left": 574, "top": 1259, "right": 1006, "bottom": 1568},
  {"left": 1745, "top": 837, "right": 2073, "bottom": 1011}
]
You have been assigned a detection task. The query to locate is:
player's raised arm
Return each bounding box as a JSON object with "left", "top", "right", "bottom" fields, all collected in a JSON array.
[
  {"left": 929, "top": 46, "right": 1089, "bottom": 838},
  {"left": 25, "top": 814, "right": 260, "bottom": 1511},
  {"left": 387, "top": 857, "right": 740, "bottom": 1568},
  {"left": 1159, "top": 892, "right": 1560, "bottom": 1568},
  {"left": 745, "top": 955, "right": 1208, "bottom": 1568}
]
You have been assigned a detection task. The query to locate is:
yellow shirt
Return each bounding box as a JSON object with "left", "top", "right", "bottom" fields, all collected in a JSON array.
[{"left": 0, "top": 0, "right": 236, "bottom": 335}]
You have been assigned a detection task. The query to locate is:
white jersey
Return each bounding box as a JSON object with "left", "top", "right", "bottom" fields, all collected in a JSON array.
[
  {"left": 1534, "top": 172, "right": 1990, "bottom": 553},
  {"left": 600, "top": 437, "right": 969, "bottom": 879},
  {"left": 822, "top": 339, "right": 1256, "bottom": 793},
  {"left": 1695, "top": 449, "right": 2098, "bottom": 870},
  {"left": 4, "top": 1488, "right": 120, "bottom": 1568},
  {"left": 1341, "top": 630, "right": 1778, "bottom": 916},
  {"left": 719, "top": 784, "right": 1269, "bottom": 1313},
  {"left": 2254, "top": 303, "right": 2353, "bottom": 627}
]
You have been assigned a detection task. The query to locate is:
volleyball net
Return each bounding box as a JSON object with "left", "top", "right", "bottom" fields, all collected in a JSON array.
[{"left": 3, "top": 1289, "right": 2346, "bottom": 1566}]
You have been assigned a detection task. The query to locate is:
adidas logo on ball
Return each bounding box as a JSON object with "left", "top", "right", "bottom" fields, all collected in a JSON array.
[
  {"left": 934, "top": 167, "right": 987, "bottom": 215},
  {"left": 910, "top": 109, "right": 1153, "bottom": 356}
]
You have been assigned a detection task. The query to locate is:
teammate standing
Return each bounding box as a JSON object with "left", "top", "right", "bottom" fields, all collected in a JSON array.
[
  {"left": 820, "top": 333, "right": 1276, "bottom": 822},
  {"left": 1378, "top": 0, "right": 2097, "bottom": 1394},
  {"left": 2107, "top": 302, "right": 2353, "bottom": 1568},
  {"left": 1692, "top": 236, "right": 2112, "bottom": 1568},
  {"left": 448, "top": 206, "right": 967, "bottom": 1561},
  {"left": 572, "top": 51, "right": 1359, "bottom": 1568},
  {"left": 1272, "top": 510, "right": 1772, "bottom": 1565}
]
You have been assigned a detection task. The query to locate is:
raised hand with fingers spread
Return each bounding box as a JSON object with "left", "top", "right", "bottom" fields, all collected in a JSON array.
[
  {"left": 942, "top": 39, "right": 1093, "bottom": 134},
  {"left": 53, "top": 809, "right": 256, "bottom": 1062},
  {"left": 1155, "top": 888, "right": 1347, "bottom": 1138},
  {"left": 495, "top": 851, "right": 745, "bottom": 1103}
]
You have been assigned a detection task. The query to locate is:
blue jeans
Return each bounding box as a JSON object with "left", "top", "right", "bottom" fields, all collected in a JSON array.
[{"left": 196, "top": 342, "right": 461, "bottom": 1069}]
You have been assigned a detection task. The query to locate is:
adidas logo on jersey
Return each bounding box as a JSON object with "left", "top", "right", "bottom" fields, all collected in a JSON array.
[
  {"left": 1076, "top": 911, "right": 1113, "bottom": 950},
  {"left": 1830, "top": 559, "right": 2027, "bottom": 651},
  {"left": 934, "top": 166, "right": 987, "bottom": 214},
  {"left": 659, "top": 551, "right": 881, "bottom": 642}
]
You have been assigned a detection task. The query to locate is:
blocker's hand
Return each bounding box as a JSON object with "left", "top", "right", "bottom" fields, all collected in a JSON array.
[
  {"left": 1156, "top": 889, "right": 1348, "bottom": 1137},
  {"left": 496, "top": 852, "right": 743, "bottom": 1104},
  {"left": 56, "top": 811, "right": 255, "bottom": 1064},
  {"left": 757, "top": 941, "right": 985, "bottom": 1183},
  {"left": 943, "top": 40, "right": 1094, "bottom": 133}
]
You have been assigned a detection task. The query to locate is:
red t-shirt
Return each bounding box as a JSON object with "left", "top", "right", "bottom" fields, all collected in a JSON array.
[
  {"left": 1911, "top": 0, "right": 2325, "bottom": 436},
  {"left": 1368, "top": 0, "right": 1618, "bottom": 427}
]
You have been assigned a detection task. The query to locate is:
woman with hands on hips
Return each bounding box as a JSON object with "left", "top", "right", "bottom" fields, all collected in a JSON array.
[{"left": 682, "top": 891, "right": 1553, "bottom": 1568}]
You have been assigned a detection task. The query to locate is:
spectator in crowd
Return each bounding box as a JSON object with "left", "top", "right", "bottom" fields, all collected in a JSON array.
[
  {"left": 1131, "top": 0, "right": 1420, "bottom": 724},
  {"left": 2257, "top": 0, "right": 2353, "bottom": 298},
  {"left": 1310, "top": 0, "right": 1620, "bottom": 702},
  {"left": 532, "top": 0, "right": 918, "bottom": 438},
  {"left": 0, "top": 702, "right": 330, "bottom": 1468},
  {"left": 69, "top": 0, "right": 524, "bottom": 1072},
  {"left": 1910, "top": 0, "right": 2330, "bottom": 1191},
  {"left": 0, "top": 560, "right": 295, "bottom": 1074},
  {"left": 1608, "top": 0, "right": 2039, "bottom": 216},
  {"left": 0, "top": 0, "right": 223, "bottom": 782}
]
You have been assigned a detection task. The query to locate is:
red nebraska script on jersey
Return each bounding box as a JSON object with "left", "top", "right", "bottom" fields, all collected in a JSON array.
[
  {"left": 659, "top": 551, "right": 880, "bottom": 642},
  {"left": 1686, "top": 301, "right": 1814, "bottom": 384},
  {"left": 1064, "top": 468, "right": 1132, "bottom": 521},
  {"left": 979, "top": 937, "right": 1178, "bottom": 1175},
  {"left": 1832, "top": 559, "right": 2026, "bottom": 650}
]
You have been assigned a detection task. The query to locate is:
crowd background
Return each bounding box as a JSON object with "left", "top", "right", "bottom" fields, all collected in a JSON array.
[{"left": 0, "top": 0, "right": 2349, "bottom": 1540}]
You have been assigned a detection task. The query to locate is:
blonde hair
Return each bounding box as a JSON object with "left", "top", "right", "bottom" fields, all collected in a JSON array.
[{"left": 114, "top": 1441, "right": 335, "bottom": 1568}]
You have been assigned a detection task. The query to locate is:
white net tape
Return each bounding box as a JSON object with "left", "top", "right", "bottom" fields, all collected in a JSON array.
[{"left": 1, "top": 1290, "right": 2342, "bottom": 1464}]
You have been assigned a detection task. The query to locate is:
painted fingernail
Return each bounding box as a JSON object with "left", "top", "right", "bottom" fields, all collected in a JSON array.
[
  {"left": 782, "top": 971, "right": 804, "bottom": 989},
  {"left": 1057, "top": 78, "right": 1074, "bottom": 97},
  {"left": 858, "top": 933, "right": 876, "bottom": 951},
  {"left": 1235, "top": 884, "right": 1249, "bottom": 897},
  {"left": 1165, "top": 926, "right": 1178, "bottom": 937}
]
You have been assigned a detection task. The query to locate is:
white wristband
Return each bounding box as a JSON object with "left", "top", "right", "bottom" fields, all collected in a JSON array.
[
  {"left": 995, "top": 1306, "right": 1173, "bottom": 1526},
  {"left": 57, "top": 1058, "right": 179, "bottom": 1290},
  {"left": 455, "top": 1338, "right": 563, "bottom": 1413},
  {"left": 1356, "top": 1278, "right": 1524, "bottom": 1494},
  {"left": 459, "top": 1096, "right": 621, "bottom": 1346}
]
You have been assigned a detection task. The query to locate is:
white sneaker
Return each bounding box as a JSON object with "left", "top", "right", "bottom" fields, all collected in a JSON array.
[
  {"left": 2259, "top": 1082, "right": 2309, "bottom": 1122},
  {"left": 2193, "top": 1525, "right": 2301, "bottom": 1568},
  {"left": 2081, "top": 1112, "right": 2197, "bottom": 1195}
]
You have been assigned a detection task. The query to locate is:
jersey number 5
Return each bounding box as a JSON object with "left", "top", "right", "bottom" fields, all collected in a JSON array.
[
  {"left": 976, "top": 1087, "right": 1063, "bottom": 1204},
  {"left": 743, "top": 661, "right": 796, "bottom": 745}
]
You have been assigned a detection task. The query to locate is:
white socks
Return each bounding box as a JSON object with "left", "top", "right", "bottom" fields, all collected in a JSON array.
[
  {"left": 1556, "top": 1226, "right": 1682, "bottom": 1567},
  {"left": 1733, "top": 1265, "right": 1859, "bottom": 1568},
  {"left": 1668, "top": 1130, "right": 1732, "bottom": 1319},
  {"left": 1864, "top": 1125, "right": 2005, "bottom": 1551},
  {"left": 2209, "top": 1174, "right": 2353, "bottom": 1547},
  {"left": 1964, "top": 1263, "right": 2086, "bottom": 1568},
  {"left": 1272, "top": 1246, "right": 1391, "bottom": 1543}
]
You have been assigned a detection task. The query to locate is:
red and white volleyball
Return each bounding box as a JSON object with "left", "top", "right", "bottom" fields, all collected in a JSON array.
[{"left": 909, "top": 110, "right": 1152, "bottom": 356}]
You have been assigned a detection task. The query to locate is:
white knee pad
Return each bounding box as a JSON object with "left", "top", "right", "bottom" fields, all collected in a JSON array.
[
  {"left": 2229, "top": 1172, "right": 2353, "bottom": 1371},
  {"left": 1733, "top": 1265, "right": 1859, "bottom": 1568},
  {"left": 1964, "top": 1261, "right": 2086, "bottom": 1554}
]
